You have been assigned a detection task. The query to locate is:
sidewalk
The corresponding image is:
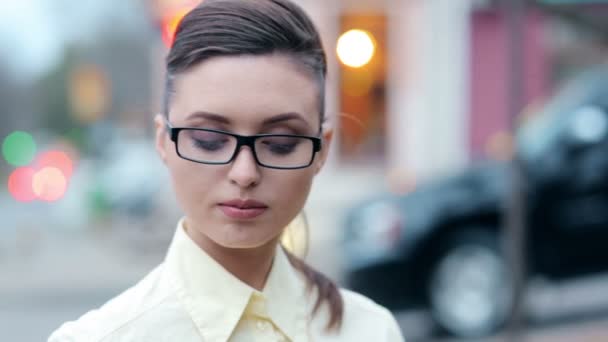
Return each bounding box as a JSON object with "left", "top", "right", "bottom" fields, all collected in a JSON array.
[{"left": 1, "top": 232, "right": 159, "bottom": 299}]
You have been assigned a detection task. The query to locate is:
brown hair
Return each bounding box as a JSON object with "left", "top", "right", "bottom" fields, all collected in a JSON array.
[{"left": 163, "top": 0, "right": 343, "bottom": 332}]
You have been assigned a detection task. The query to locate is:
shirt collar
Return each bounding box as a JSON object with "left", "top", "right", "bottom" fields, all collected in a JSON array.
[{"left": 164, "top": 218, "right": 308, "bottom": 342}]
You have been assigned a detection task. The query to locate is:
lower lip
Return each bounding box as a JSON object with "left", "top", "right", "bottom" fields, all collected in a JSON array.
[{"left": 219, "top": 205, "right": 267, "bottom": 219}]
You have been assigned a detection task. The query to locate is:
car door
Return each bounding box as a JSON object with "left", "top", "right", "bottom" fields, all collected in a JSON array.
[{"left": 533, "top": 106, "right": 608, "bottom": 277}]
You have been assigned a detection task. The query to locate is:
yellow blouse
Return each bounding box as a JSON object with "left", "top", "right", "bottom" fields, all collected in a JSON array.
[{"left": 48, "top": 219, "right": 405, "bottom": 342}]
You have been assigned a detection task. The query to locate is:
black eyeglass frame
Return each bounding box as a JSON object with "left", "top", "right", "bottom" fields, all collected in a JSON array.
[{"left": 165, "top": 121, "right": 323, "bottom": 170}]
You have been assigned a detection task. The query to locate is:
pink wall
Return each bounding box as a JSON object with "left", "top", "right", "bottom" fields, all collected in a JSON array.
[{"left": 469, "top": 9, "right": 549, "bottom": 159}]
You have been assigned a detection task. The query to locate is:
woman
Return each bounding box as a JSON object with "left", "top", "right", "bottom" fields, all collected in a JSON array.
[{"left": 49, "top": 0, "right": 404, "bottom": 341}]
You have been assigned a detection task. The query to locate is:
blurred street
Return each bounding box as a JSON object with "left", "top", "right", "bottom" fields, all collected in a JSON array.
[
  {"left": 1, "top": 167, "right": 386, "bottom": 341},
  {"left": 3, "top": 0, "right": 608, "bottom": 341},
  {"left": 6, "top": 222, "right": 608, "bottom": 341},
  {"left": 0, "top": 222, "right": 162, "bottom": 341},
  {"left": 4, "top": 168, "right": 608, "bottom": 341},
  {"left": 5, "top": 225, "right": 608, "bottom": 341},
  {"left": 397, "top": 276, "right": 608, "bottom": 341}
]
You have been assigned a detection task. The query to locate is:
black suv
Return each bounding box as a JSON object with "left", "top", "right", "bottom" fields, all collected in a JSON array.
[{"left": 341, "top": 66, "right": 608, "bottom": 338}]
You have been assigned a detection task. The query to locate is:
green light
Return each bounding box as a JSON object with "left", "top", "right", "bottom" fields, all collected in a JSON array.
[{"left": 2, "top": 131, "right": 37, "bottom": 166}]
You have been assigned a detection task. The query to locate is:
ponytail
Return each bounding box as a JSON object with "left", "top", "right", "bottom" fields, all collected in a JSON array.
[{"left": 281, "top": 212, "right": 344, "bottom": 332}]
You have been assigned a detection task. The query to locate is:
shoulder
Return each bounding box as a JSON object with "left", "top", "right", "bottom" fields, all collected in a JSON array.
[
  {"left": 339, "top": 288, "right": 390, "bottom": 317},
  {"left": 338, "top": 288, "right": 405, "bottom": 341},
  {"left": 47, "top": 264, "right": 182, "bottom": 342}
]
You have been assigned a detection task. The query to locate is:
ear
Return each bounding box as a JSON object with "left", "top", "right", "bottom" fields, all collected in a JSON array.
[
  {"left": 154, "top": 114, "right": 169, "bottom": 165},
  {"left": 314, "top": 125, "right": 333, "bottom": 175}
]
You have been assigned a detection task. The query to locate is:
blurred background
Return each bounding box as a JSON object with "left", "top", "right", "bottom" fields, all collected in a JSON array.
[{"left": 2, "top": 0, "right": 608, "bottom": 341}]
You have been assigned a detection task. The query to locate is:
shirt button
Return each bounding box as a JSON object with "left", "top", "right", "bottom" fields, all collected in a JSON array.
[{"left": 256, "top": 320, "right": 269, "bottom": 331}]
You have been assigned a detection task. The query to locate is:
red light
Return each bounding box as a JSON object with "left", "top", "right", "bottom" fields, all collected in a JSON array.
[
  {"left": 35, "top": 150, "right": 74, "bottom": 179},
  {"left": 161, "top": 7, "right": 194, "bottom": 47},
  {"left": 32, "top": 167, "right": 68, "bottom": 202},
  {"left": 8, "top": 167, "right": 37, "bottom": 202}
]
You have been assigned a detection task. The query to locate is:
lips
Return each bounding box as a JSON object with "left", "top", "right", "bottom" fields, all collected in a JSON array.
[{"left": 218, "top": 199, "right": 268, "bottom": 220}]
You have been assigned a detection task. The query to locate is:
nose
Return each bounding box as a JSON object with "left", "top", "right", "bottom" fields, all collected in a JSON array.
[{"left": 228, "top": 146, "right": 261, "bottom": 188}]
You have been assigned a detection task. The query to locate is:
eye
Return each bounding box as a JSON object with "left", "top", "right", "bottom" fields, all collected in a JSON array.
[
  {"left": 193, "top": 138, "right": 228, "bottom": 151},
  {"left": 260, "top": 136, "right": 301, "bottom": 155},
  {"left": 187, "top": 130, "right": 231, "bottom": 152}
]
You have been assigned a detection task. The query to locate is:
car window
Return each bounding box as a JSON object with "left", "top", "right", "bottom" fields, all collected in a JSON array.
[{"left": 517, "top": 67, "right": 608, "bottom": 162}]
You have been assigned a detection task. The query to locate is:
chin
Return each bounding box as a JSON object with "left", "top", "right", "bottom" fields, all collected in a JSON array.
[
  {"left": 214, "top": 224, "right": 278, "bottom": 249},
  {"left": 216, "top": 238, "right": 276, "bottom": 250}
]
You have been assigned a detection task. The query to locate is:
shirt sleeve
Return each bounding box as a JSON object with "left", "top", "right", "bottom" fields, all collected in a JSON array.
[
  {"left": 338, "top": 289, "right": 406, "bottom": 342},
  {"left": 47, "top": 316, "right": 94, "bottom": 342},
  {"left": 47, "top": 326, "right": 75, "bottom": 342}
]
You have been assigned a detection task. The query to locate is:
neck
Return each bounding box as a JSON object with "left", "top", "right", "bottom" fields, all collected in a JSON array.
[{"left": 184, "top": 218, "right": 278, "bottom": 291}]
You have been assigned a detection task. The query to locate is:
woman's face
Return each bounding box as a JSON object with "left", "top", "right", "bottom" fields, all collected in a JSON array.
[{"left": 155, "top": 54, "right": 331, "bottom": 250}]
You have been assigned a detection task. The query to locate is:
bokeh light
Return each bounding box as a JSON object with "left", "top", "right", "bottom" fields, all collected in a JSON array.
[
  {"left": 342, "top": 68, "right": 374, "bottom": 97},
  {"left": 337, "top": 29, "right": 376, "bottom": 68},
  {"left": 35, "top": 150, "right": 74, "bottom": 179},
  {"left": 32, "top": 167, "right": 68, "bottom": 202},
  {"left": 485, "top": 131, "right": 514, "bottom": 161},
  {"left": 8, "top": 167, "right": 37, "bottom": 202},
  {"left": 161, "top": 7, "right": 194, "bottom": 47},
  {"left": 68, "top": 64, "right": 110, "bottom": 124},
  {"left": 2, "top": 131, "right": 37, "bottom": 166}
]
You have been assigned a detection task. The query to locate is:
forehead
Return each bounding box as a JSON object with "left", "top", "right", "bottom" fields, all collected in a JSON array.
[{"left": 169, "top": 54, "right": 320, "bottom": 129}]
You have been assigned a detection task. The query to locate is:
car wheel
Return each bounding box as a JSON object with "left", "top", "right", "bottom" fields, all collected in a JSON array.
[{"left": 427, "top": 230, "right": 513, "bottom": 338}]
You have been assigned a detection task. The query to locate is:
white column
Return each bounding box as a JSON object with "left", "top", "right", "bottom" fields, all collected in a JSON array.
[
  {"left": 387, "top": 0, "right": 426, "bottom": 174},
  {"left": 387, "top": 0, "right": 472, "bottom": 181},
  {"left": 426, "top": 0, "right": 472, "bottom": 175}
]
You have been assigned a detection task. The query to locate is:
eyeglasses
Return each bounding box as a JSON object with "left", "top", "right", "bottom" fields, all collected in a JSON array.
[{"left": 165, "top": 121, "right": 322, "bottom": 170}]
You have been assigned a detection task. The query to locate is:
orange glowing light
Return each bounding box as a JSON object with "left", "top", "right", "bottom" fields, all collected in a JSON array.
[
  {"left": 337, "top": 29, "right": 376, "bottom": 68},
  {"left": 35, "top": 150, "right": 74, "bottom": 179},
  {"left": 32, "top": 167, "right": 68, "bottom": 202},
  {"left": 161, "top": 7, "right": 194, "bottom": 47},
  {"left": 68, "top": 64, "right": 110, "bottom": 123},
  {"left": 8, "top": 167, "right": 37, "bottom": 202}
]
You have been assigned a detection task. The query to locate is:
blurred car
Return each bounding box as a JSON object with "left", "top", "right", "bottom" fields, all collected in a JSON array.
[{"left": 341, "top": 65, "right": 608, "bottom": 338}]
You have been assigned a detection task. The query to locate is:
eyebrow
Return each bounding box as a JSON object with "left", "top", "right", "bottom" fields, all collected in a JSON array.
[
  {"left": 262, "top": 112, "right": 312, "bottom": 128},
  {"left": 185, "top": 111, "right": 313, "bottom": 129},
  {"left": 185, "top": 111, "right": 230, "bottom": 125}
]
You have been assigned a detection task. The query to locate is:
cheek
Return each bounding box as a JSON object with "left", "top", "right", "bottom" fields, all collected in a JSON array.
[
  {"left": 166, "top": 156, "right": 221, "bottom": 207},
  {"left": 271, "top": 170, "right": 315, "bottom": 214}
]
